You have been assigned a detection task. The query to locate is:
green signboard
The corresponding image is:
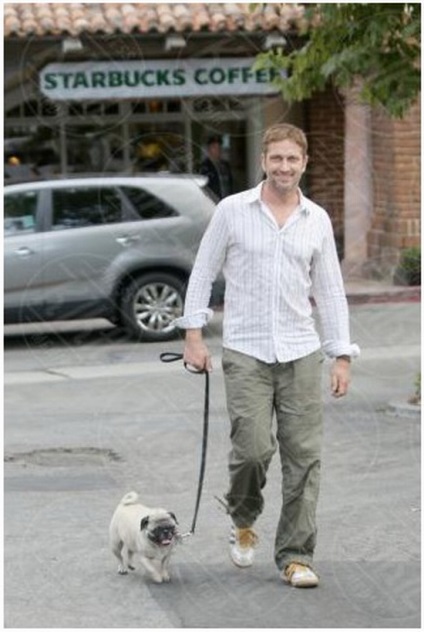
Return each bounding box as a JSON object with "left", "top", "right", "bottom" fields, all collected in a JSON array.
[{"left": 40, "top": 58, "right": 282, "bottom": 100}]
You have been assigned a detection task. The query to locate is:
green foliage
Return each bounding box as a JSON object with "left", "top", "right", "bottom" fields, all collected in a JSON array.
[
  {"left": 409, "top": 371, "right": 421, "bottom": 405},
  {"left": 255, "top": 3, "right": 420, "bottom": 118},
  {"left": 394, "top": 247, "right": 421, "bottom": 285},
  {"left": 415, "top": 372, "right": 421, "bottom": 399}
]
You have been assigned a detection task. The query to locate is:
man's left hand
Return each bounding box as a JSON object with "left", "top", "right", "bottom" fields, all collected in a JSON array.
[{"left": 331, "top": 357, "right": 351, "bottom": 398}]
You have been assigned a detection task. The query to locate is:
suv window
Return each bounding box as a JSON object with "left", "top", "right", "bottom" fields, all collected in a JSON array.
[
  {"left": 121, "top": 186, "right": 178, "bottom": 220},
  {"left": 52, "top": 187, "right": 122, "bottom": 230},
  {"left": 4, "top": 191, "right": 38, "bottom": 236}
]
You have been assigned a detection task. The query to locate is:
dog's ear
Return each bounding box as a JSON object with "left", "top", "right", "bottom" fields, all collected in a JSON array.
[
  {"left": 140, "top": 516, "right": 149, "bottom": 531},
  {"left": 168, "top": 512, "right": 178, "bottom": 524}
]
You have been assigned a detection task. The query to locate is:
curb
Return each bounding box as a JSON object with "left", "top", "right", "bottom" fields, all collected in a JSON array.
[
  {"left": 387, "top": 401, "right": 421, "bottom": 419},
  {"left": 346, "top": 286, "right": 421, "bottom": 305}
]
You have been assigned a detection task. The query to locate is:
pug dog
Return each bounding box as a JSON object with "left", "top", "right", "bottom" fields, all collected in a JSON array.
[{"left": 109, "top": 491, "right": 181, "bottom": 583}]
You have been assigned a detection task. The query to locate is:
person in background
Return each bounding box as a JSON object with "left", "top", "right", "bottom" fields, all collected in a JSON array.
[
  {"left": 199, "top": 135, "right": 233, "bottom": 200},
  {"left": 175, "top": 123, "right": 359, "bottom": 588}
]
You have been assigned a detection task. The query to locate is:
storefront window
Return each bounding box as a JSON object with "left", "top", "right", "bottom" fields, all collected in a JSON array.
[
  {"left": 5, "top": 96, "right": 248, "bottom": 188},
  {"left": 129, "top": 124, "right": 187, "bottom": 172},
  {"left": 64, "top": 124, "right": 126, "bottom": 173},
  {"left": 4, "top": 124, "right": 61, "bottom": 181}
]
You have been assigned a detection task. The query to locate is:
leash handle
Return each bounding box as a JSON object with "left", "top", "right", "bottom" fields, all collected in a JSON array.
[
  {"left": 159, "top": 351, "right": 210, "bottom": 535},
  {"left": 159, "top": 352, "right": 183, "bottom": 363},
  {"left": 159, "top": 352, "right": 206, "bottom": 375}
]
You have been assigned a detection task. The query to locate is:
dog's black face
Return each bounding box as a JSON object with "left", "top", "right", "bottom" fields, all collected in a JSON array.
[{"left": 140, "top": 514, "right": 178, "bottom": 546}]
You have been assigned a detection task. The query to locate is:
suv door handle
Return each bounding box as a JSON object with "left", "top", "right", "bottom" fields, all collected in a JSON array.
[
  {"left": 116, "top": 235, "right": 140, "bottom": 246},
  {"left": 15, "top": 247, "right": 34, "bottom": 257}
]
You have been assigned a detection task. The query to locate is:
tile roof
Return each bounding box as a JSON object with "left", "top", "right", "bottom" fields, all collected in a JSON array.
[{"left": 4, "top": 3, "right": 306, "bottom": 38}]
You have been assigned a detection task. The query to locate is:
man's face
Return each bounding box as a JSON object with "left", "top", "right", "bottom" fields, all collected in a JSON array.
[
  {"left": 208, "top": 141, "right": 222, "bottom": 161},
  {"left": 261, "top": 139, "right": 308, "bottom": 194}
]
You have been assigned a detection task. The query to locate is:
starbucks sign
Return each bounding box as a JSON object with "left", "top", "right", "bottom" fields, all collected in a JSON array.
[{"left": 40, "top": 58, "right": 282, "bottom": 100}]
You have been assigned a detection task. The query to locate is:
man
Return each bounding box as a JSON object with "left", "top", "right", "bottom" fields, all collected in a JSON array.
[
  {"left": 175, "top": 124, "right": 359, "bottom": 588},
  {"left": 199, "top": 135, "right": 233, "bottom": 200}
]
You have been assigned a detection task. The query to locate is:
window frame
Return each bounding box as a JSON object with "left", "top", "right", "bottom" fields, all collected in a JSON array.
[
  {"left": 120, "top": 184, "right": 180, "bottom": 222},
  {"left": 3, "top": 188, "right": 45, "bottom": 237},
  {"left": 48, "top": 185, "right": 128, "bottom": 231}
]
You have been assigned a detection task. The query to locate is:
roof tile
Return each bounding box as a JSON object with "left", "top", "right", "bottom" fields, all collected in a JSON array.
[{"left": 4, "top": 3, "right": 305, "bottom": 38}]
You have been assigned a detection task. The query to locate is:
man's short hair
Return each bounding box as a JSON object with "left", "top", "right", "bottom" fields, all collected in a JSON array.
[
  {"left": 262, "top": 124, "right": 308, "bottom": 156},
  {"left": 206, "top": 135, "right": 222, "bottom": 146}
]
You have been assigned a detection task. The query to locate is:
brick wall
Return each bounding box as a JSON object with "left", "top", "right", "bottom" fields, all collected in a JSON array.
[
  {"left": 368, "top": 100, "right": 421, "bottom": 275},
  {"left": 304, "top": 87, "right": 345, "bottom": 256},
  {"left": 305, "top": 89, "right": 420, "bottom": 276}
]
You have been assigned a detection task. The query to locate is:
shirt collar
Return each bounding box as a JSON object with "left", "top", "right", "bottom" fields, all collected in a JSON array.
[{"left": 247, "top": 181, "right": 310, "bottom": 215}]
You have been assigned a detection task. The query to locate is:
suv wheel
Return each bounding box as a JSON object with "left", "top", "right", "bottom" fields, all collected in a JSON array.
[{"left": 120, "top": 273, "right": 186, "bottom": 341}]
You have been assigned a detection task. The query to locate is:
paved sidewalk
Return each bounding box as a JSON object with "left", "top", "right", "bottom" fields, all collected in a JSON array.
[{"left": 4, "top": 291, "right": 421, "bottom": 629}]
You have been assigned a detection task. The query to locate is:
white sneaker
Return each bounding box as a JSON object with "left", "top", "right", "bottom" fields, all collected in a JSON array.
[
  {"left": 229, "top": 525, "right": 258, "bottom": 568},
  {"left": 281, "top": 563, "right": 319, "bottom": 588}
]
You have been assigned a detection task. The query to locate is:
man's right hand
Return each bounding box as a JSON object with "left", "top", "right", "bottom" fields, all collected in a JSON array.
[{"left": 183, "top": 329, "right": 212, "bottom": 372}]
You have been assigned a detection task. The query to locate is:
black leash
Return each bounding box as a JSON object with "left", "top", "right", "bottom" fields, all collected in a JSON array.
[{"left": 159, "top": 352, "right": 210, "bottom": 537}]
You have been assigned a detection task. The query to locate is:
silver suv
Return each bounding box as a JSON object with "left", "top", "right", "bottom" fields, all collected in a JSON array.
[{"left": 4, "top": 175, "right": 219, "bottom": 341}]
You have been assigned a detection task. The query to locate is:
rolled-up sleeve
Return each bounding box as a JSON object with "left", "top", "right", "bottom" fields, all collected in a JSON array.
[
  {"left": 173, "top": 203, "right": 229, "bottom": 330},
  {"left": 311, "top": 216, "right": 360, "bottom": 359}
]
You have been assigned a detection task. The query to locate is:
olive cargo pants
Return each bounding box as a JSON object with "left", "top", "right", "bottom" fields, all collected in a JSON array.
[{"left": 222, "top": 348, "right": 324, "bottom": 571}]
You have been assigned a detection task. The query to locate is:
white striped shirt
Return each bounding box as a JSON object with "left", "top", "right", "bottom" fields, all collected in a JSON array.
[{"left": 174, "top": 182, "right": 359, "bottom": 363}]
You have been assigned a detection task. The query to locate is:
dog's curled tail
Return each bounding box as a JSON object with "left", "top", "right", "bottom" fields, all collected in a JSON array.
[{"left": 120, "top": 491, "right": 139, "bottom": 506}]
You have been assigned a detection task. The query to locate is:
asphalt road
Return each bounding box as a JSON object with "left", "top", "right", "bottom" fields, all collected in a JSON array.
[{"left": 4, "top": 302, "right": 421, "bottom": 628}]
